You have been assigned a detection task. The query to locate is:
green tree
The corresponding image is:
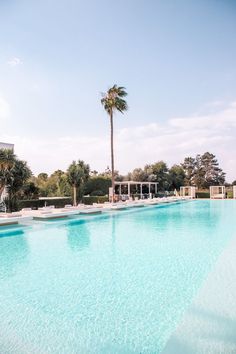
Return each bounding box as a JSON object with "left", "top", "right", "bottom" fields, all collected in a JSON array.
[
  {"left": 181, "top": 157, "right": 196, "bottom": 185},
  {"left": 130, "top": 168, "right": 147, "bottom": 182},
  {"left": 90, "top": 170, "right": 98, "bottom": 177},
  {"left": 192, "top": 154, "right": 205, "bottom": 188},
  {"left": 57, "top": 174, "right": 71, "bottom": 196},
  {"left": 144, "top": 165, "right": 156, "bottom": 182},
  {"left": 199, "top": 152, "right": 225, "bottom": 188},
  {"left": 67, "top": 160, "right": 90, "bottom": 206},
  {"left": 101, "top": 85, "right": 128, "bottom": 202},
  {"left": 100, "top": 166, "right": 112, "bottom": 178},
  {"left": 84, "top": 176, "right": 111, "bottom": 196},
  {"left": 169, "top": 164, "right": 186, "bottom": 190},
  {"left": 49, "top": 170, "right": 71, "bottom": 196},
  {"left": 37, "top": 173, "right": 48, "bottom": 181},
  {"left": 181, "top": 152, "right": 225, "bottom": 189},
  {"left": 33, "top": 170, "right": 72, "bottom": 198},
  {"left": 21, "top": 181, "right": 39, "bottom": 199},
  {"left": 151, "top": 161, "right": 170, "bottom": 191}
]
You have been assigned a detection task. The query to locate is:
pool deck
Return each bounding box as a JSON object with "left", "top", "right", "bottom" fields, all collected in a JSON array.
[
  {"left": 0, "top": 197, "right": 188, "bottom": 225},
  {"left": 163, "top": 234, "right": 236, "bottom": 354}
]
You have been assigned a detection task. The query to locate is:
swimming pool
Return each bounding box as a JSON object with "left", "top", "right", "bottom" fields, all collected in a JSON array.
[{"left": 0, "top": 200, "right": 236, "bottom": 353}]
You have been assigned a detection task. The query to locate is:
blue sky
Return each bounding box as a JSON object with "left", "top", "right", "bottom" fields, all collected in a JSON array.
[{"left": 0, "top": 0, "right": 236, "bottom": 180}]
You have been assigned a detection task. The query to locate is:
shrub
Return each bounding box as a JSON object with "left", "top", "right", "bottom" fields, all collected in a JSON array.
[
  {"left": 82, "top": 196, "right": 109, "bottom": 205},
  {"left": 17, "top": 198, "right": 72, "bottom": 210},
  {"left": 226, "top": 191, "right": 233, "bottom": 199},
  {"left": 196, "top": 192, "right": 210, "bottom": 198},
  {"left": 90, "top": 190, "right": 104, "bottom": 196}
]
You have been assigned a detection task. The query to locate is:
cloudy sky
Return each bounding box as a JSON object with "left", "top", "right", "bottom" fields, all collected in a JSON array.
[{"left": 0, "top": 0, "right": 236, "bottom": 181}]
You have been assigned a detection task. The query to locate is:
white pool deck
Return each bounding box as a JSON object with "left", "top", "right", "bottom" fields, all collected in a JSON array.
[{"left": 163, "top": 234, "right": 236, "bottom": 354}]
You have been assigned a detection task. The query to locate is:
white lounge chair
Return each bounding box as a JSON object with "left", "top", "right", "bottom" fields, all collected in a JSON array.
[{"left": 0, "top": 214, "right": 32, "bottom": 226}]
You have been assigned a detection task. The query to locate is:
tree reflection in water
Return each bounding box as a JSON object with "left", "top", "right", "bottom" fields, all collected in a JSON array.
[{"left": 67, "top": 220, "right": 90, "bottom": 252}]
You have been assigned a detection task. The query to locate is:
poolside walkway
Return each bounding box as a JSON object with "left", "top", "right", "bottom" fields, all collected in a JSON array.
[{"left": 163, "top": 234, "right": 236, "bottom": 354}]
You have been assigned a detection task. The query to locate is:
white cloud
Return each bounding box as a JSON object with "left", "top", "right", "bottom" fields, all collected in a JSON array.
[
  {"left": 205, "top": 100, "right": 224, "bottom": 108},
  {"left": 7, "top": 57, "right": 23, "bottom": 67},
  {"left": 0, "top": 96, "right": 10, "bottom": 120},
  {"left": 2, "top": 101, "right": 236, "bottom": 182}
]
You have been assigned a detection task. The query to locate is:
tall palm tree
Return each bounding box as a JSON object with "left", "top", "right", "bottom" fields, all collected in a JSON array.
[{"left": 101, "top": 85, "right": 128, "bottom": 202}]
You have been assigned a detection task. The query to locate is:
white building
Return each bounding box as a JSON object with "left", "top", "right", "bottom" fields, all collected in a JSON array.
[
  {"left": 0, "top": 142, "right": 14, "bottom": 202},
  {"left": 0, "top": 142, "right": 14, "bottom": 150}
]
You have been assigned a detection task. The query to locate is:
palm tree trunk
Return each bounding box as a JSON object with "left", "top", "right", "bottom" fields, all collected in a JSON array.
[
  {"left": 0, "top": 185, "right": 5, "bottom": 200},
  {"left": 73, "top": 185, "right": 77, "bottom": 206},
  {"left": 110, "top": 111, "right": 115, "bottom": 203}
]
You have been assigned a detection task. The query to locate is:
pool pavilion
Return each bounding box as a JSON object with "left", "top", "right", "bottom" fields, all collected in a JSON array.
[{"left": 114, "top": 181, "right": 159, "bottom": 199}]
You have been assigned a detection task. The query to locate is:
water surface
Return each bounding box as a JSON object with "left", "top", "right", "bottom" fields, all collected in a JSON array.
[{"left": 0, "top": 200, "right": 235, "bottom": 353}]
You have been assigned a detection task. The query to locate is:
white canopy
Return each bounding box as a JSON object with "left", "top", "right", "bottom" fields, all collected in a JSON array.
[
  {"left": 180, "top": 186, "right": 196, "bottom": 198},
  {"left": 210, "top": 186, "right": 225, "bottom": 199}
]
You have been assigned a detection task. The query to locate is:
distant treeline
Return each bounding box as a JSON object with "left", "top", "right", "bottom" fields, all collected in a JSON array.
[{"left": 0, "top": 149, "right": 234, "bottom": 209}]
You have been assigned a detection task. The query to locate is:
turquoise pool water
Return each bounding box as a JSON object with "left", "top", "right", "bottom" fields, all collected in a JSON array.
[{"left": 0, "top": 200, "right": 236, "bottom": 354}]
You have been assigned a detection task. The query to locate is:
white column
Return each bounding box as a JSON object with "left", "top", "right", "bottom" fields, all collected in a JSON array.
[
  {"left": 155, "top": 183, "right": 157, "bottom": 195},
  {"left": 119, "top": 184, "right": 121, "bottom": 196},
  {"left": 233, "top": 185, "right": 236, "bottom": 199},
  {"left": 140, "top": 183, "right": 143, "bottom": 199},
  {"left": 128, "top": 182, "right": 130, "bottom": 197}
]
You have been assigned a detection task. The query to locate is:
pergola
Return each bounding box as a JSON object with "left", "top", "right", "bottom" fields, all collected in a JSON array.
[
  {"left": 210, "top": 186, "right": 225, "bottom": 199},
  {"left": 180, "top": 186, "right": 196, "bottom": 198},
  {"left": 114, "top": 181, "right": 158, "bottom": 198},
  {"left": 233, "top": 186, "right": 236, "bottom": 199}
]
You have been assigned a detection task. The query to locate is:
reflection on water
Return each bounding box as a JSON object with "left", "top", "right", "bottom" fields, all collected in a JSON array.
[
  {"left": 67, "top": 221, "right": 90, "bottom": 252},
  {"left": 0, "top": 225, "right": 29, "bottom": 238},
  {"left": 0, "top": 228, "right": 29, "bottom": 278},
  {"left": 111, "top": 215, "right": 117, "bottom": 257}
]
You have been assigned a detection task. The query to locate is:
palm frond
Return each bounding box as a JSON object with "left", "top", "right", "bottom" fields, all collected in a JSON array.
[{"left": 101, "top": 84, "right": 128, "bottom": 115}]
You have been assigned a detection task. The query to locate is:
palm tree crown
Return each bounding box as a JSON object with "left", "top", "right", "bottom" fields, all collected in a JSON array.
[
  {"left": 0, "top": 149, "right": 16, "bottom": 199},
  {"left": 0, "top": 149, "right": 15, "bottom": 171},
  {"left": 101, "top": 85, "right": 128, "bottom": 115}
]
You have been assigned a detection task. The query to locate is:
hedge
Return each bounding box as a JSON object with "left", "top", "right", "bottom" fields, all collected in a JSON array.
[
  {"left": 82, "top": 196, "right": 109, "bottom": 205},
  {"left": 15, "top": 196, "right": 109, "bottom": 210},
  {"left": 18, "top": 198, "right": 72, "bottom": 210},
  {"left": 196, "top": 192, "right": 210, "bottom": 198},
  {"left": 226, "top": 191, "right": 233, "bottom": 199}
]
